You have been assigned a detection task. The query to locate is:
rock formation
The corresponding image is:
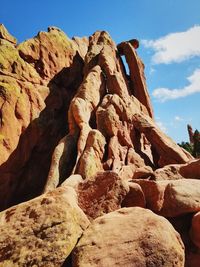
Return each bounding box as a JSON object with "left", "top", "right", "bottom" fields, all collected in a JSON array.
[
  {"left": 0, "top": 25, "right": 200, "bottom": 266},
  {"left": 188, "top": 124, "right": 194, "bottom": 144}
]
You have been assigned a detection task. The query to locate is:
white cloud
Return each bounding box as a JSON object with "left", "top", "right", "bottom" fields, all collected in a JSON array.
[
  {"left": 152, "top": 68, "right": 200, "bottom": 102},
  {"left": 174, "top": 116, "right": 183, "bottom": 122},
  {"left": 142, "top": 25, "right": 200, "bottom": 64}
]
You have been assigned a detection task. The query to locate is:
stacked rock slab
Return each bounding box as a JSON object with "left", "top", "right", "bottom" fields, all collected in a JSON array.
[{"left": 0, "top": 25, "right": 200, "bottom": 266}]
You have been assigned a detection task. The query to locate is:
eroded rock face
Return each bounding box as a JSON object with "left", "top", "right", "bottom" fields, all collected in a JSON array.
[
  {"left": 0, "top": 186, "right": 89, "bottom": 266},
  {"left": 153, "top": 164, "right": 183, "bottom": 181},
  {"left": 135, "top": 179, "right": 200, "bottom": 217},
  {"left": 0, "top": 26, "right": 84, "bottom": 210},
  {"left": 72, "top": 207, "right": 185, "bottom": 267},
  {"left": 0, "top": 24, "right": 17, "bottom": 44},
  {"left": 78, "top": 171, "right": 129, "bottom": 220},
  {"left": 0, "top": 25, "right": 198, "bottom": 266},
  {"left": 179, "top": 159, "right": 200, "bottom": 179},
  {"left": 117, "top": 41, "right": 153, "bottom": 118},
  {"left": 1, "top": 25, "right": 193, "bottom": 212}
]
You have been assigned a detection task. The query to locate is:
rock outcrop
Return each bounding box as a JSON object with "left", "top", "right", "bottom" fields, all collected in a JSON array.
[
  {"left": 72, "top": 208, "right": 185, "bottom": 267},
  {"left": 0, "top": 25, "right": 199, "bottom": 266}
]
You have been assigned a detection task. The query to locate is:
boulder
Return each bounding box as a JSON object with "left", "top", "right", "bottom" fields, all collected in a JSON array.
[
  {"left": 78, "top": 171, "right": 129, "bottom": 220},
  {"left": 180, "top": 159, "right": 200, "bottom": 179},
  {"left": 136, "top": 179, "right": 200, "bottom": 217},
  {"left": 135, "top": 179, "right": 167, "bottom": 211},
  {"left": 132, "top": 166, "right": 154, "bottom": 179},
  {"left": 0, "top": 186, "right": 89, "bottom": 266},
  {"left": 154, "top": 164, "right": 183, "bottom": 181},
  {"left": 121, "top": 182, "right": 146, "bottom": 208},
  {"left": 73, "top": 207, "right": 185, "bottom": 266},
  {"left": 160, "top": 179, "right": 200, "bottom": 217}
]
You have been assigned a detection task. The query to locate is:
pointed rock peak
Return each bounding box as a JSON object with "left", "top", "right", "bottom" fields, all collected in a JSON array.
[
  {"left": 47, "top": 26, "right": 63, "bottom": 33},
  {"left": 89, "top": 30, "right": 115, "bottom": 47},
  {"left": 0, "top": 24, "right": 17, "bottom": 44}
]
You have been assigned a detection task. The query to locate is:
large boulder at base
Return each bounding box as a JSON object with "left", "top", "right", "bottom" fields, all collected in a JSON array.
[
  {"left": 0, "top": 186, "right": 89, "bottom": 266},
  {"left": 72, "top": 207, "right": 185, "bottom": 267}
]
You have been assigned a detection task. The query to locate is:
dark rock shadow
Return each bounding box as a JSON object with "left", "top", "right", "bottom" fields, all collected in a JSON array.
[{"left": 0, "top": 52, "right": 84, "bottom": 211}]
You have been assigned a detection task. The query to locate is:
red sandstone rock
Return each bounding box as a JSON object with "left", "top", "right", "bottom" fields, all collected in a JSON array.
[
  {"left": 135, "top": 179, "right": 167, "bottom": 211},
  {"left": 179, "top": 159, "right": 200, "bottom": 179},
  {"left": 132, "top": 166, "right": 154, "bottom": 179},
  {"left": 0, "top": 186, "right": 89, "bottom": 266},
  {"left": 160, "top": 179, "right": 200, "bottom": 217},
  {"left": 72, "top": 207, "right": 185, "bottom": 267},
  {"left": 136, "top": 179, "right": 200, "bottom": 217},
  {"left": 77, "top": 171, "right": 128, "bottom": 220},
  {"left": 0, "top": 24, "right": 17, "bottom": 44},
  {"left": 117, "top": 41, "right": 154, "bottom": 118},
  {"left": 132, "top": 113, "right": 193, "bottom": 166},
  {"left": 75, "top": 130, "right": 106, "bottom": 180},
  {"left": 0, "top": 26, "right": 198, "bottom": 266},
  {"left": 72, "top": 36, "right": 89, "bottom": 60},
  {"left": 121, "top": 182, "right": 146, "bottom": 208},
  {"left": 18, "top": 27, "right": 77, "bottom": 82},
  {"left": 185, "top": 251, "right": 200, "bottom": 267},
  {"left": 154, "top": 164, "right": 183, "bottom": 180},
  {"left": 187, "top": 124, "right": 194, "bottom": 144},
  {"left": 0, "top": 26, "right": 84, "bottom": 210}
]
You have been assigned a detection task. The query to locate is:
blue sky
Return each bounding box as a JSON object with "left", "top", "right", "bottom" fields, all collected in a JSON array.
[{"left": 1, "top": 0, "right": 200, "bottom": 143}]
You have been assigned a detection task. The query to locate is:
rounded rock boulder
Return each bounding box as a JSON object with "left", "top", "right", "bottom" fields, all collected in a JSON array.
[{"left": 72, "top": 207, "right": 185, "bottom": 267}]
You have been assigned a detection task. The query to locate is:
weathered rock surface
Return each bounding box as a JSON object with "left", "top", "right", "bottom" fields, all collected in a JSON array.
[
  {"left": 121, "top": 182, "right": 146, "bottom": 208},
  {"left": 118, "top": 41, "right": 153, "bottom": 118},
  {"left": 135, "top": 179, "right": 200, "bottom": 217},
  {"left": 0, "top": 24, "right": 17, "bottom": 44},
  {"left": 72, "top": 207, "right": 185, "bottom": 267},
  {"left": 77, "top": 171, "right": 129, "bottom": 220},
  {"left": 160, "top": 179, "right": 200, "bottom": 217},
  {"left": 0, "top": 25, "right": 198, "bottom": 266},
  {"left": 0, "top": 25, "right": 84, "bottom": 210},
  {"left": 132, "top": 113, "right": 193, "bottom": 167},
  {"left": 153, "top": 164, "right": 183, "bottom": 180},
  {"left": 179, "top": 159, "right": 200, "bottom": 179},
  {"left": 0, "top": 186, "right": 89, "bottom": 266}
]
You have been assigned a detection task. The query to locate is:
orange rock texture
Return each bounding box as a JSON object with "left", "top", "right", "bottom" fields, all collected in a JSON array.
[{"left": 0, "top": 25, "right": 200, "bottom": 266}]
